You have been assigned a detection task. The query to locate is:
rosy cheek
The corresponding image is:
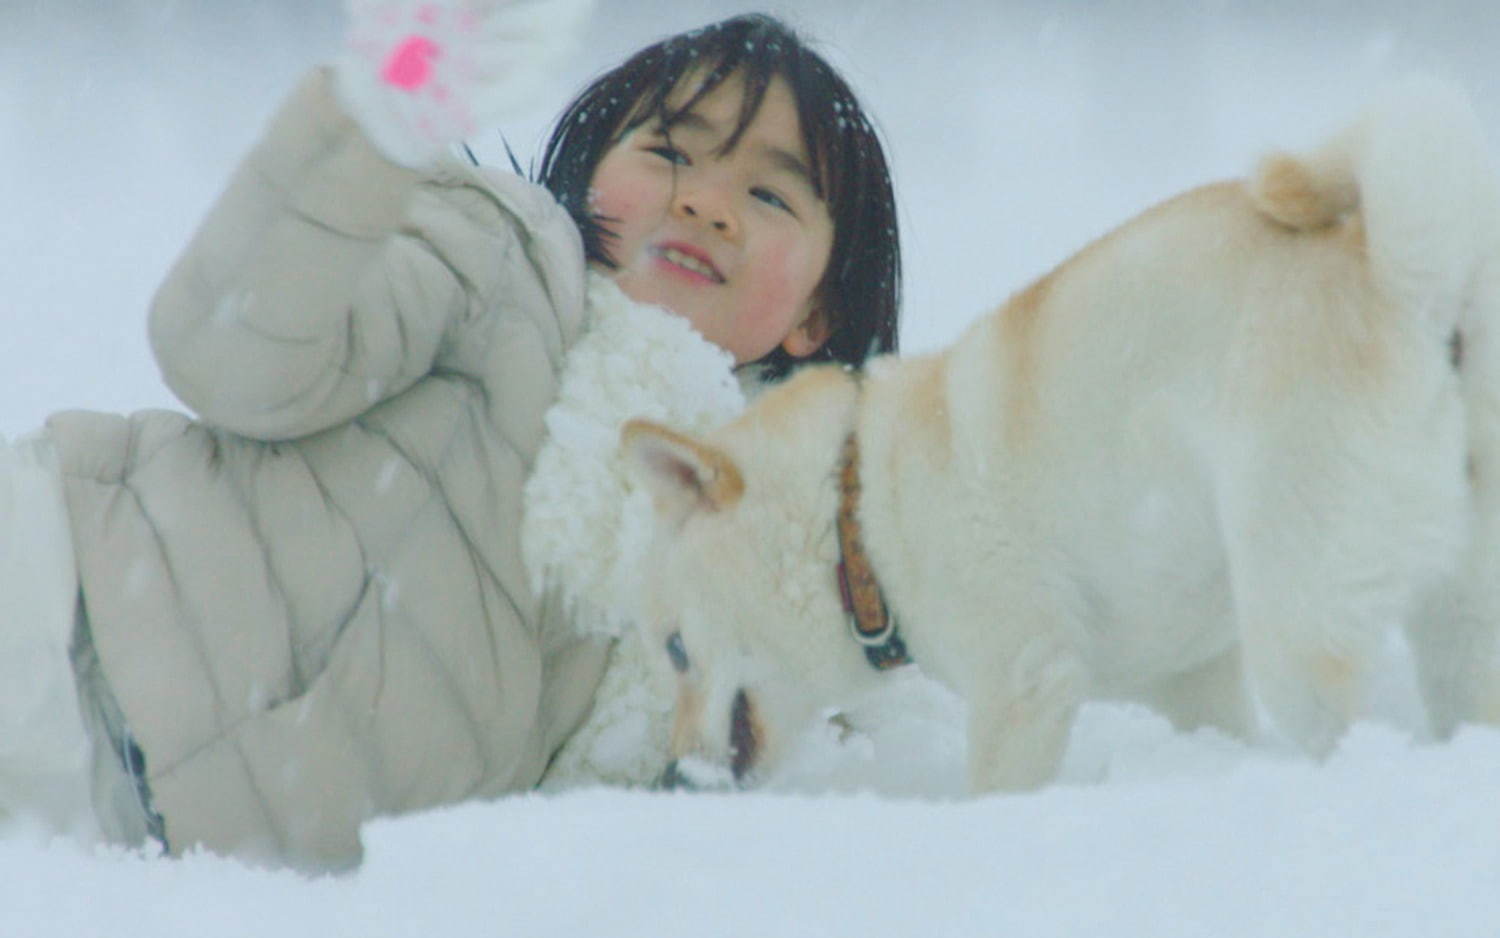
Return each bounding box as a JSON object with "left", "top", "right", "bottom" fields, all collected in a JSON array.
[
  {"left": 586, "top": 196, "right": 635, "bottom": 246},
  {"left": 750, "top": 246, "right": 817, "bottom": 322},
  {"left": 588, "top": 185, "right": 633, "bottom": 221},
  {"left": 588, "top": 157, "right": 646, "bottom": 221}
]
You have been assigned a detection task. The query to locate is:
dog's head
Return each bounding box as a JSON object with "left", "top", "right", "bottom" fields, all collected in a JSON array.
[{"left": 623, "top": 367, "right": 885, "bottom": 788}]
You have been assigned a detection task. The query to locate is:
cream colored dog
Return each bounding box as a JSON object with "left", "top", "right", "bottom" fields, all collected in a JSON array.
[{"left": 625, "top": 80, "right": 1500, "bottom": 794}]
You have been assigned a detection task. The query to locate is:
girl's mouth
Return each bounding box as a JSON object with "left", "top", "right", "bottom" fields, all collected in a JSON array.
[{"left": 653, "top": 244, "right": 725, "bottom": 284}]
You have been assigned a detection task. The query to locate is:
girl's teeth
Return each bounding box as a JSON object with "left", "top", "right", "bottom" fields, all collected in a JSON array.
[{"left": 662, "top": 247, "right": 717, "bottom": 279}]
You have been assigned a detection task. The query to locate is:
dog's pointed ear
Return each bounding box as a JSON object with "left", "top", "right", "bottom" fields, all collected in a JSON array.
[{"left": 622, "top": 419, "right": 744, "bottom": 529}]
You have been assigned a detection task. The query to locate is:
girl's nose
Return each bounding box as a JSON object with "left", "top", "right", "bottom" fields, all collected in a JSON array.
[{"left": 673, "top": 185, "right": 739, "bottom": 239}]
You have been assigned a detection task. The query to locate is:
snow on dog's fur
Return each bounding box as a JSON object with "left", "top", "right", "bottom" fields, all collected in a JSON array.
[{"left": 625, "top": 79, "right": 1500, "bottom": 793}]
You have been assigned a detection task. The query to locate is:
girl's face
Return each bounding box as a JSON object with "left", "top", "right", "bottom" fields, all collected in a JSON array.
[{"left": 588, "top": 72, "right": 835, "bottom": 365}]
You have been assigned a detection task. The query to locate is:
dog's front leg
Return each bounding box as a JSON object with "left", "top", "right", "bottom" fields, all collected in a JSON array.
[{"left": 964, "top": 635, "right": 1086, "bottom": 793}]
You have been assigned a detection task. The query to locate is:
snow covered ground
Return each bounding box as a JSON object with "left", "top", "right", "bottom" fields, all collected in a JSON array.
[
  {"left": 6, "top": 1, "right": 1500, "bottom": 935},
  {"left": 4, "top": 691, "right": 1499, "bottom": 937}
]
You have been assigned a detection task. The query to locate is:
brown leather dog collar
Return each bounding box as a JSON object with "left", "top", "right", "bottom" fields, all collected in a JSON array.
[{"left": 836, "top": 434, "right": 911, "bottom": 670}]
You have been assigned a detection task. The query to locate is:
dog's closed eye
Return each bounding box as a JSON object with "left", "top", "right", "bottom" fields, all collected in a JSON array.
[{"left": 665, "top": 630, "right": 690, "bottom": 673}]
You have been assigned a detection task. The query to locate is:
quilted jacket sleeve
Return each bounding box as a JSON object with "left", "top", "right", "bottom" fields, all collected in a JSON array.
[{"left": 148, "top": 67, "right": 584, "bottom": 441}]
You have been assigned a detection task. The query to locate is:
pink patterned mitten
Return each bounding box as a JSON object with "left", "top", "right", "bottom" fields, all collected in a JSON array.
[{"left": 336, "top": 0, "right": 592, "bottom": 167}]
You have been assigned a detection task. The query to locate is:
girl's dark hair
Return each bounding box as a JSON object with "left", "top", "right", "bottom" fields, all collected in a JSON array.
[{"left": 536, "top": 13, "right": 900, "bottom": 379}]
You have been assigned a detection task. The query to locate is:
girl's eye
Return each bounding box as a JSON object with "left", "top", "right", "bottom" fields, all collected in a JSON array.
[
  {"left": 647, "top": 145, "right": 690, "bottom": 166},
  {"left": 665, "top": 631, "right": 690, "bottom": 673},
  {"left": 751, "top": 187, "right": 794, "bottom": 214}
]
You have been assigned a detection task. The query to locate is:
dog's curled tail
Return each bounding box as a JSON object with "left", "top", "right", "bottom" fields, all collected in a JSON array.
[
  {"left": 1248, "top": 148, "right": 1357, "bottom": 232},
  {"left": 1253, "top": 77, "right": 1499, "bottom": 312}
]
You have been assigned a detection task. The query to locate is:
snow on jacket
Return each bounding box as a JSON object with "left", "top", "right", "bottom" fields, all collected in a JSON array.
[{"left": 43, "top": 67, "right": 611, "bottom": 872}]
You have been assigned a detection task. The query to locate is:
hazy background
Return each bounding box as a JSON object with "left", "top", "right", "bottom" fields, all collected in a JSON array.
[{"left": 5, "top": 1, "right": 1500, "bottom": 435}]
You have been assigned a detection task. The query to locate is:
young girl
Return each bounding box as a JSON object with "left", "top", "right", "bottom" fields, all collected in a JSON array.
[{"left": 0, "top": 1, "right": 900, "bottom": 872}]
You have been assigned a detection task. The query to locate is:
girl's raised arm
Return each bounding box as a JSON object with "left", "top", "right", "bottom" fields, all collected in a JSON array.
[{"left": 148, "top": 0, "right": 591, "bottom": 441}]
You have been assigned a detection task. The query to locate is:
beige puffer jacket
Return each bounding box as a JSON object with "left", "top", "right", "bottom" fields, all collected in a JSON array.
[{"left": 44, "top": 67, "right": 608, "bottom": 871}]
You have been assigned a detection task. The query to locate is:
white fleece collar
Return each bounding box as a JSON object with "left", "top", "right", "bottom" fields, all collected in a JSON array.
[{"left": 521, "top": 273, "right": 748, "bottom": 640}]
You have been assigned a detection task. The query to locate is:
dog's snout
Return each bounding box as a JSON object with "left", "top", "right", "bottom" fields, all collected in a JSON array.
[
  {"left": 658, "top": 690, "right": 759, "bottom": 788},
  {"left": 729, "top": 688, "right": 758, "bottom": 782}
]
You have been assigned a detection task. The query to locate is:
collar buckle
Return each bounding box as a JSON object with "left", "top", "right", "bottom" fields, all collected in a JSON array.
[{"left": 836, "top": 435, "right": 911, "bottom": 672}]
